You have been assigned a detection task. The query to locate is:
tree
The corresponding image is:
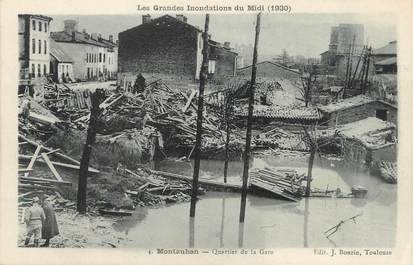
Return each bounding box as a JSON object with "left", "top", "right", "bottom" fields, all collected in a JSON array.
[{"left": 299, "top": 64, "right": 318, "bottom": 107}]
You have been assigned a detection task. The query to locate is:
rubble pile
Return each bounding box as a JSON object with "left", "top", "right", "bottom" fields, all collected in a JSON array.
[{"left": 255, "top": 128, "right": 309, "bottom": 151}]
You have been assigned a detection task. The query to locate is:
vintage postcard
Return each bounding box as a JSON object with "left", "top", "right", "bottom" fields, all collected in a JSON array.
[{"left": 0, "top": 0, "right": 412, "bottom": 264}]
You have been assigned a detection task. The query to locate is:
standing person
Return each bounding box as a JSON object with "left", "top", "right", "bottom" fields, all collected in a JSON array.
[
  {"left": 24, "top": 197, "right": 45, "bottom": 247},
  {"left": 41, "top": 196, "right": 60, "bottom": 247}
]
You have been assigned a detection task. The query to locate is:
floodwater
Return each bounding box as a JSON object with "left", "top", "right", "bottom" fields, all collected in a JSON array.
[{"left": 114, "top": 154, "right": 396, "bottom": 248}]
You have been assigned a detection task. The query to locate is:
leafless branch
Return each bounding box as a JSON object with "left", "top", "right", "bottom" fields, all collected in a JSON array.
[{"left": 324, "top": 213, "right": 363, "bottom": 238}]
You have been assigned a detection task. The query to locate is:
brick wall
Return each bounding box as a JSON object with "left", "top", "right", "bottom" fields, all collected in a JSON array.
[
  {"left": 324, "top": 101, "right": 397, "bottom": 126},
  {"left": 118, "top": 20, "right": 199, "bottom": 80}
]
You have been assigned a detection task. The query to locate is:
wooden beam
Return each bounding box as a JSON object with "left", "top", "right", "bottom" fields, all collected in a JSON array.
[
  {"left": 41, "top": 153, "right": 63, "bottom": 181},
  {"left": 18, "top": 134, "right": 81, "bottom": 165},
  {"left": 24, "top": 145, "right": 42, "bottom": 177},
  {"left": 19, "top": 176, "right": 72, "bottom": 186},
  {"left": 18, "top": 155, "right": 99, "bottom": 173}
]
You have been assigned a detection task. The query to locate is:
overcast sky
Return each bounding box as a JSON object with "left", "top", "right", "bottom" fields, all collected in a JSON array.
[{"left": 49, "top": 13, "right": 396, "bottom": 58}]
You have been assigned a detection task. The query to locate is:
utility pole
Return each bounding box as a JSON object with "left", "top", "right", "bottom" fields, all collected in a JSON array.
[
  {"left": 223, "top": 91, "right": 232, "bottom": 183},
  {"left": 362, "top": 47, "right": 372, "bottom": 94},
  {"left": 77, "top": 89, "right": 104, "bottom": 213},
  {"left": 239, "top": 13, "right": 261, "bottom": 223},
  {"left": 190, "top": 14, "right": 209, "bottom": 218}
]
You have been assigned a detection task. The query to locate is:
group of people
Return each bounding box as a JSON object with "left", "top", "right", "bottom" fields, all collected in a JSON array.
[{"left": 24, "top": 195, "right": 59, "bottom": 247}]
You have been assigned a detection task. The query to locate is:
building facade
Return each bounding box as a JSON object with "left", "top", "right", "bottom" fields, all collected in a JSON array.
[
  {"left": 50, "top": 39, "right": 74, "bottom": 83},
  {"left": 118, "top": 14, "right": 238, "bottom": 82},
  {"left": 18, "top": 14, "right": 53, "bottom": 86},
  {"left": 51, "top": 20, "right": 118, "bottom": 81}
]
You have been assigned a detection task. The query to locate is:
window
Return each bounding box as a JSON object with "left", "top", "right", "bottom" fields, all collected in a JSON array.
[
  {"left": 32, "top": 20, "right": 36, "bottom": 31},
  {"left": 208, "top": 60, "right": 216, "bottom": 74},
  {"left": 32, "top": 38, "right": 36, "bottom": 54},
  {"left": 31, "top": 64, "right": 35, "bottom": 78},
  {"left": 376, "top": 109, "right": 388, "bottom": 121},
  {"left": 99, "top": 53, "right": 102, "bottom": 63},
  {"left": 44, "top": 40, "right": 47, "bottom": 54},
  {"left": 38, "top": 21, "right": 42, "bottom": 32},
  {"left": 38, "top": 39, "right": 41, "bottom": 54},
  {"left": 43, "top": 64, "right": 47, "bottom": 76},
  {"left": 37, "top": 64, "right": 41, "bottom": 77},
  {"left": 103, "top": 54, "right": 105, "bottom": 63},
  {"left": 44, "top": 22, "right": 47, "bottom": 32}
]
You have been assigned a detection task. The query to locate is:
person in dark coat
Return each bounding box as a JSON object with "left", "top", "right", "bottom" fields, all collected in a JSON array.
[{"left": 40, "top": 196, "right": 59, "bottom": 247}]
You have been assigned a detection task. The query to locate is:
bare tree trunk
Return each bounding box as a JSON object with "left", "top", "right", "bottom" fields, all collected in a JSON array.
[
  {"left": 190, "top": 14, "right": 209, "bottom": 218},
  {"left": 239, "top": 13, "right": 261, "bottom": 223},
  {"left": 77, "top": 89, "right": 104, "bottom": 213}
]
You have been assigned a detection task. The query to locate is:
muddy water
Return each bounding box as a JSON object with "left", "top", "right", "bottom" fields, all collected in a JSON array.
[{"left": 115, "top": 155, "right": 396, "bottom": 248}]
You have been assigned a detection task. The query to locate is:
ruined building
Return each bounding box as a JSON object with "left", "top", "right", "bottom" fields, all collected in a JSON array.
[{"left": 118, "top": 14, "right": 238, "bottom": 83}]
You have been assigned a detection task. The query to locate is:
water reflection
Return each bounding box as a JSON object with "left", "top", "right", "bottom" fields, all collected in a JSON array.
[
  {"left": 238, "top": 222, "right": 245, "bottom": 248},
  {"left": 219, "top": 198, "right": 225, "bottom": 248},
  {"left": 113, "top": 207, "right": 148, "bottom": 235},
  {"left": 303, "top": 198, "right": 309, "bottom": 247},
  {"left": 115, "top": 155, "right": 396, "bottom": 248},
  {"left": 189, "top": 217, "right": 195, "bottom": 248}
]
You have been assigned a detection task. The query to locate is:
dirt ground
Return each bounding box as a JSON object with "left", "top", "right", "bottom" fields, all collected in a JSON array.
[{"left": 18, "top": 209, "right": 129, "bottom": 248}]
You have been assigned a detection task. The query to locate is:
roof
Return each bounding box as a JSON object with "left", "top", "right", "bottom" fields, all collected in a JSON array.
[
  {"left": 338, "top": 117, "right": 396, "bottom": 148},
  {"left": 237, "top": 61, "right": 301, "bottom": 75},
  {"left": 120, "top": 15, "right": 235, "bottom": 54},
  {"left": 318, "top": 95, "right": 374, "bottom": 113},
  {"left": 373, "top": 41, "right": 397, "bottom": 56},
  {"left": 18, "top": 14, "right": 53, "bottom": 21},
  {"left": 208, "top": 40, "right": 238, "bottom": 55},
  {"left": 120, "top": 15, "right": 202, "bottom": 36},
  {"left": 50, "top": 40, "right": 73, "bottom": 63},
  {"left": 235, "top": 105, "right": 320, "bottom": 121},
  {"left": 51, "top": 31, "right": 117, "bottom": 48},
  {"left": 375, "top": 57, "right": 397, "bottom": 66}
]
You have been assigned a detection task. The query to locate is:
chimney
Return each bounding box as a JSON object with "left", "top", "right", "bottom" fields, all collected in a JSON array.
[
  {"left": 109, "top": 35, "right": 113, "bottom": 43},
  {"left": 176, "top": 14, "right": 187, "bottom": 23},
  {"left": 142, "top": 14, "right": 151, "bottom": 24},
  {"left": 91, "top": 33, "right": 98, "bottom": 40},
  {"left": 82, "top": 28, "right": 87, "bottom": 34},
  {"left": 98, "top": 33, "right": 102, "bottom": 41},
  {"left": 224, "top": 42, "right": 231, "bottom": 49},
  {"left": 64, "top": 19, "right": 78, "bottom": 34}
]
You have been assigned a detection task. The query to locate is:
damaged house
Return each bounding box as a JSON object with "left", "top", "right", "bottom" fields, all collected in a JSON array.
[{"left": 118, "top": 14, "right": 238, "bottom": 83}]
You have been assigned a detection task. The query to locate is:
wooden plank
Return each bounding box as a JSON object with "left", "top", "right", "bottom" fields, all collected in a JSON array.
[
  {"left": 18, "top": 168, "right": 33, "bottom": 173},
  {"left": 182, "top": 90, "right": 197, "bottom": 113},
  {"left": 24, "top": 145, "right": 42, "bottom": 177},
  {"left": 41, "top": 153, "right": 63, "bottom": 181},
  {"left": 45, "top": 148, "right": 61, "bottom": 156},
  {"left": 18, "top": 155, "right": 99, "bottom": 174},
  {"left": 18, "top": 134, "right": 81, "bottom": 165},
  {"left": 19, "top": 176, "right": 72, "bottom": 186}
]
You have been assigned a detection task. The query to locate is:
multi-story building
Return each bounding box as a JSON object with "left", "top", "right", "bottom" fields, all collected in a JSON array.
[
  {"left": 51, "top": 20, "right": 118, "bottom": 81},
  {"left": 320, "top": 24, "right": 365, "bottom": 77},
  {"left": 118, "top": 14, "right": 238, "bottom": 83},
  {"left": 18, "top": 14, "right": 53, "bottom": 88}
]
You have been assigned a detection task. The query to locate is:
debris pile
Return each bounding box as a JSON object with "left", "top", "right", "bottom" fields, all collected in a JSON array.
[
  {"left": 374, "top": 160, "right": 397, "bottom": 184},
  {"left": 255, "top": 128, "right": 309, "bottom": 151},
  {"left": 249, "top": 167, "right": 306, "bottom": 201}
]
